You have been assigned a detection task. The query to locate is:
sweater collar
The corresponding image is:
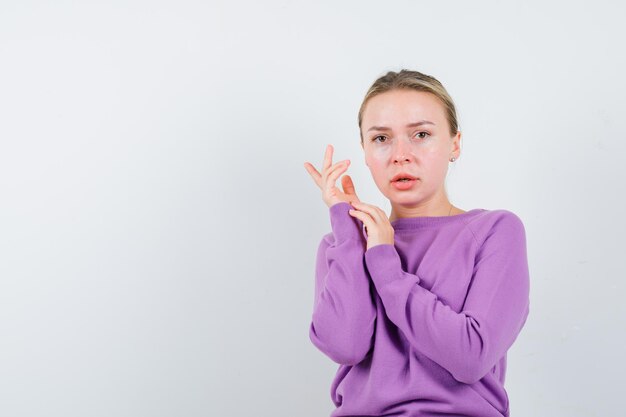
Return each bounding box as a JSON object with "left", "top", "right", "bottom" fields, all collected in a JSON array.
[{"left": 390, "top": 208, "right": 486, "bottom": 230}]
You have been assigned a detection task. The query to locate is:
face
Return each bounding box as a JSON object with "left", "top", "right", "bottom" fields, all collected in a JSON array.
[{"left": 360, "top": 89, "right": 461, "bottom": 210}]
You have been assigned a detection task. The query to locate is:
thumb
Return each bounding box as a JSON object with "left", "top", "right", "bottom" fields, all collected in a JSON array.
[{"left": 341, "top": 175, "right": 360, "bottom": 202}]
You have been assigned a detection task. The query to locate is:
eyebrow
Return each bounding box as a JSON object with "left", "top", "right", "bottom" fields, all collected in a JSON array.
[{"left": 367, "top": 120, "right": 435, "bottom": 132}]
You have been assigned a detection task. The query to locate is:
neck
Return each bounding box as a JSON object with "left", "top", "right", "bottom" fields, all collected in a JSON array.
[{"left": 389, "top": 199, "right": 454, "bottom": 221}]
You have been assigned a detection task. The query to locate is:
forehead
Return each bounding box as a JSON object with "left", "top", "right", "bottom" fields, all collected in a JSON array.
[{"left": 362, "top": 89, "right": 446, "bottom": 127}]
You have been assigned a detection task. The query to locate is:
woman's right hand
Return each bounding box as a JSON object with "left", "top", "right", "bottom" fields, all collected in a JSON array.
[{"left": 303, "top": 144, "right": 361, "bottom": 209}]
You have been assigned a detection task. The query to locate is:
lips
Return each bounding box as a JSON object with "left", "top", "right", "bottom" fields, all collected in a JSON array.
[{"left": 391, "top": 173, "right": 418, "bottom": 182}]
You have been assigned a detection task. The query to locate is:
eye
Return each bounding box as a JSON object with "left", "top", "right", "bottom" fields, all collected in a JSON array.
[
  {"left": 415, "top": 131, "right": 430, "bottom": 139},
  {"left": 372, "top": 135, "right": 387, "bottom": 143}
]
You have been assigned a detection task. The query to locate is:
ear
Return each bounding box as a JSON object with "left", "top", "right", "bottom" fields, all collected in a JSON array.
[{"left": 451, "top": 130, "right": 462, "bottom": 158}]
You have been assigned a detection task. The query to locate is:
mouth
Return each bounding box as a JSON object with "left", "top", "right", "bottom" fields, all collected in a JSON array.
[
  {"left": 390, "top": 176, "right": 418, "bottom": 190},
  {"left": 391, "top": 173, "right": 418, "bottom": 183}
]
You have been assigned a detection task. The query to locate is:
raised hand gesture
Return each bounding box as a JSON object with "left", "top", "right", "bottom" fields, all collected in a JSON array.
[{"left": 303, "top": 144, "right": 361, "bottom": 209}]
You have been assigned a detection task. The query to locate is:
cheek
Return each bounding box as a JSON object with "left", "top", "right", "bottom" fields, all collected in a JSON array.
[
  {"left": 364, "top": 154, "right": 388, "bottom": 183},
  {"left": 421, "top": 144, "right": 442, "bottom": 157},
  {"left": 369, "top": 146, "right": 392, "bottom": 160},
  {"left": 421, "top": 155, "right": 448, "bottom": 178},
  {"left": 421, "top": 145, "right": 448, "bottom": 164}
]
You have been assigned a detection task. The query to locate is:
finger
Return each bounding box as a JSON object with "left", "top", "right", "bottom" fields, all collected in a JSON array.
[
  {"left": 322, "top": 159, "right": 349, "bottom": 183},
  {"left": 303, "top": 162, "right": 322, "bottom": 188},
  {"left": 327, "top": 159, "right": 350, "bottom": 176},
  {"left": 348, "top": 207, "right": 368, "bottom": 223},
  {"left": 305, "top": 154, "right": 347, "bottom": 190},
  {"left": 322, "top": 144, "right": 333, "bottom": 172},
  {"left": 351, "top": 201, "right": 386, "bottom": 223},
  {"left": 348, "top": 208, "right": 373, "bottom": 232},
  {"left": 341, "top": 175, "right": 358, "bottom": 199},
  {"left": 323, "top": 160, "right": 350, "bottom": 189}
]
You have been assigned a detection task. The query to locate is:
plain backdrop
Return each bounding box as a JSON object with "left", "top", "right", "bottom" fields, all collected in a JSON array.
[{"left": 1, "top": 1, "right": 625, "bottom": 416}]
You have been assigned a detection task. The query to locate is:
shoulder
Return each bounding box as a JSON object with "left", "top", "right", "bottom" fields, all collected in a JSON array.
[{"left": 463, "top": 208, "right": 527, "bottom": 246}]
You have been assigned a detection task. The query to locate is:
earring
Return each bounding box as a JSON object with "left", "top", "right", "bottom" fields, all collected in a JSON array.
[{"left": 450, "top": 156, "right": 456, "bottom": 162}]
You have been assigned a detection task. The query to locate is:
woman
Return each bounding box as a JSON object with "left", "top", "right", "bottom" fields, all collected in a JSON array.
[{"left": 303, "top": 69, "right": 530, "bottom": 417}]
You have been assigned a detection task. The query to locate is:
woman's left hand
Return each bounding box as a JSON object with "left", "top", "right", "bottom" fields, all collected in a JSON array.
[{"left": 348, "top": 201, "right": 395, "bottom": 251}]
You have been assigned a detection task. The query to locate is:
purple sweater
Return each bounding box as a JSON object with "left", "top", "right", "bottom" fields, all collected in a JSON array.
[{"left": 309, "top": 202, "right": 530, "bottom": 417}]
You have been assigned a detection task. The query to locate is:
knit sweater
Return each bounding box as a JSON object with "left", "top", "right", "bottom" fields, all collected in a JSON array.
[{"left": 309, "top": 202, "right": 530, "bottom": 417}]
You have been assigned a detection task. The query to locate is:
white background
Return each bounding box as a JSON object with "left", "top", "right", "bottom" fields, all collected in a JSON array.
[{"left": 1, "top": 1, "right": 624, "bottom": 416}]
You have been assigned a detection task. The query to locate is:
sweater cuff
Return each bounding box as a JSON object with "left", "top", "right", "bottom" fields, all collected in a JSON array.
[
  {"left": 329, "top": 202, "right": 364, "bottom": 242},
  {"left": 364, "top": 243, "right": 420, "bottom": 287}
]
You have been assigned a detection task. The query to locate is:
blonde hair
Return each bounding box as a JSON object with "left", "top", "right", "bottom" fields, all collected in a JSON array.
[{"left": 358, "top": 69, "right": 459, "bottom": 143}]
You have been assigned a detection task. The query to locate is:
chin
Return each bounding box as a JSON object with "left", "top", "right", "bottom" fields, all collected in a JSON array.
[{"left": 388, "top": 194, "right": 418, "bottom": 204}]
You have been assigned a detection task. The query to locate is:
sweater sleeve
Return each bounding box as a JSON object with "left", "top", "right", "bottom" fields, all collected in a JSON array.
[
  {"left": 363, "top": 212, "right": 530, "bottom": 384},
  {"left": 309, "top": 202, "right": 377, "bottom": 366}
]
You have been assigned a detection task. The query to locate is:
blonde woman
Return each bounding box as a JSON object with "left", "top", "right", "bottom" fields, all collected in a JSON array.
[{"left": 303, "top": 69, "right": 530, "bottom": 417}]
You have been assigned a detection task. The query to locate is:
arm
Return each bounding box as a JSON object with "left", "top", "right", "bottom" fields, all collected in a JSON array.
[
  {"left": 309, "top": 202, "right": 377, "bottom": 366},
  {"left": 363, "top": 212, "right": 530, "bottom": 384}
]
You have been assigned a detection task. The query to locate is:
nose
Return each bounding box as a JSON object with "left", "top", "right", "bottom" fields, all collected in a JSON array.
[{"left": 393, "top": 136, "right": 413, "bottom": 164}]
